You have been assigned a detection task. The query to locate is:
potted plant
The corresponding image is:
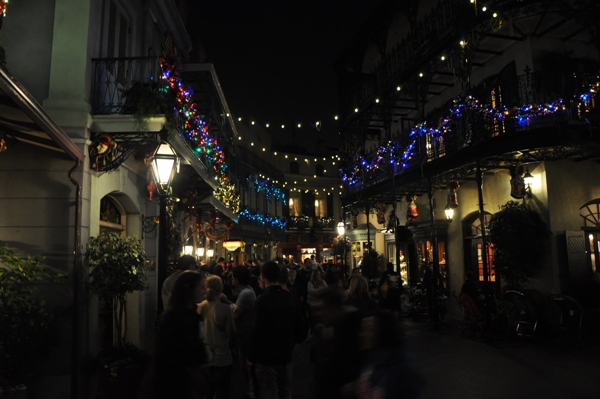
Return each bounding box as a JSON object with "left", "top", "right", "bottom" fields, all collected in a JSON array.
[
  {"left": 488, "top": 201, "right": 551, "bottom": 289},
  {"left": 84, "top": 233, "right": 149, "bottom": 396},
  {"left": 0, "top": 246, "right": 65, "bottom": 396}
]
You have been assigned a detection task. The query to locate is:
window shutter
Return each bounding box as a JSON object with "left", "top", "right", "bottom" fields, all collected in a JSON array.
[
  {"left": 302, "top": 192, "right": 315, "bottom": 217},
  {"left": 327, "top": 196, "right": 333, "bottom": 217}
]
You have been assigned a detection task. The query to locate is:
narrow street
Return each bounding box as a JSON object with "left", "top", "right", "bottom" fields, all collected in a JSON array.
[{"left": 290, "top": 316, "right": 600, "bottom": 399}]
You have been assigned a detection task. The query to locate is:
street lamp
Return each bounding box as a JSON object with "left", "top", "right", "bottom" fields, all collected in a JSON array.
[
  {"left": 337, "top": 220, "right": 347, "bottom": 276},
  {"left": 150, "top": 140, "right": 178, "bottom": 314},
  {"left": 444, "top": 205, "right": 454, "bottom": 222},
  {"left": 337, "top": 221, "right": 345, "bottom": 236},
  {"left": 152, "top": 141, "right": 179, "bottom": 195}
]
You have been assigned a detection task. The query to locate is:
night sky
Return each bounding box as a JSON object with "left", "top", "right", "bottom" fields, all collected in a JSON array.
[{"left": 195, "top": 1, "right": 379, "bottom": 150}]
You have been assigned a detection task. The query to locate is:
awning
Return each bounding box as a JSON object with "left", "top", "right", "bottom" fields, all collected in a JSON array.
[{"left": 0, "top": 64, "right": 84, "bottom": 162}]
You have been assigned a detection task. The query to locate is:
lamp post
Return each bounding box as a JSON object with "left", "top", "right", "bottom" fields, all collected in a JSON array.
[
  {"left": 150, "top": 140, "right": 179, "bottom": 314},
  {"left": 337, "top": 220, "right": 346, "bottom": 276}
]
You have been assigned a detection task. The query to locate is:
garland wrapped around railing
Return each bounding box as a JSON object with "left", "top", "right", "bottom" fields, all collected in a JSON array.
[
  {"left": 246, "top": 175, "right": 287, "bottom": 203},
  {"left": 340, "top": 80, "right": 600, "bottom": 191},
  {"left": 160, "top": 55, "right": 240, "bottom": 214},
  {"left": 237, "top": 208, "right": 287, "bottom": 229}
]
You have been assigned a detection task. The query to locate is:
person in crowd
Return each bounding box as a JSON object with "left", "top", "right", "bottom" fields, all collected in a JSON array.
[
  {"left": 296, "top": 258, "right": 314, "bottom": 306},
  {"left": 310, "top": 287, "right": 363, "bottom": 399},
  {"left": 344, "top": 275, "right": 379, "bottom": 316},
  {"left": 310, "top": 254, "right": 323, "bottom": 272},
  {"left": 348, "top": 311, "right": 422, "bottom": 399},
  {"left": 250, "top": 261, "right": 263, "bottom": 297},
  {"left": 212, "top": 257, "right": 226, "bottom": 278},
  {"left": 221, "top": 265, "right": 256, "bottom": 399},
  {"left": 379, "top": 263, "right": 402, "bottom": 315},
  {"left": 307, "top": 270, "right": 328, "bottom": 308},
  {"left": 199, "top": 259, "right": 212, "bottom": 276},
  {"left": 222, "top": 261, "right": 234, "bottom": 300},
  {"left": 325, "top": 261, "right": 343, "bottom": 288},
  {"left": 248, "top": 261, "right": 308, "bottom": 399},
  {"left": 347, "top": 267, "right": 362, "bottom": 286},
  {"left": 287, "top": 268, "right": 300, "bottom": 299},
  {"left": 198, "top": 275, "right": 236, "bottom": 399},
  {"left": 151, "top": 271, "right": 211, "bottom": 399},
  {"left": 161, "top": 255, "right": 197, "bottom": 309},
  {"left": 279, "top": 266, "right": 290, "bottom": 291}
]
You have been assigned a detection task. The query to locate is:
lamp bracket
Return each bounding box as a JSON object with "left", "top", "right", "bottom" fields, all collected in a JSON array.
[
  {"left": 89, "top": 132, "right": 159, "bottom": 172},
  {"left": 142, "top": 213, "right": 159, "bottom": 238}
]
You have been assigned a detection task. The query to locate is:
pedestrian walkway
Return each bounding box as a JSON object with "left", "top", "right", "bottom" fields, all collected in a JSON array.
[{"left": 290, "top": 316, "right": 600, "bottom": 399}]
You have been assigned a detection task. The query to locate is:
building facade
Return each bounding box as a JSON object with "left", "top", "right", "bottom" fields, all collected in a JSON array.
[
  {"left": 336, "top": 0, "right": 600, "bottom": 318},
  {"left": 0, "top": 0, "right": 242, "bottom": 397}
]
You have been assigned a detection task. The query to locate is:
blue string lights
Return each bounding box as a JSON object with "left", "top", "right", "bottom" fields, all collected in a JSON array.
[
  {"left": 238, "top": 208, "right": 287, "bottom": 229},
  {"left": 340, "top": 79, "right": 600, "bottom": 190}
]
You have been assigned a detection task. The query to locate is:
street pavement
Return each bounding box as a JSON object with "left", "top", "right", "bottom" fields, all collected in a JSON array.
[{"left": 290, "top": 315, "right": 600, "bottom": 399}]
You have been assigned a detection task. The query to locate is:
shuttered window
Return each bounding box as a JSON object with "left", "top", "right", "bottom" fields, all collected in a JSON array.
[{"left": 101, "top": 0, "right": 130, "bottom": 85}]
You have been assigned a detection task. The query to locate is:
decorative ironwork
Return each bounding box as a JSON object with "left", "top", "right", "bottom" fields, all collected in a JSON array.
[
  {"left": 142, "top": 214, "right": 159, "bottom": 236},
  {"left": 91, "top": 56, "right": 162, "bottom": 115},
  {"left": 89, "top": 131, "right": 159, "bottom": 172}
]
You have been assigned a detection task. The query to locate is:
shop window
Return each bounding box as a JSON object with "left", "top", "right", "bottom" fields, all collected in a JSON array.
[
  {"left": 462, "top": 211, "right": 496, "bottom": 284},
  {"left": 579, "top": 199, "right": 600, "bottom": 272},
  {"left": 314, "top": 193, "right": 326, "bottom": 217},
  {"left": 289, "top": 192, "right": 301, "bottom": 217},
  {"left": 99, "top": 195, "right": 126, "bottom": 235}
]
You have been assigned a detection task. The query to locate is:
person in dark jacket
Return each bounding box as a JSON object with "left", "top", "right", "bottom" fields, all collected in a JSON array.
[
  {"left": 248, "top": 261, "right": 308, "bottom": 399},
  {"left": 151, "top": 271, "right": 211, "bottom": 399}
]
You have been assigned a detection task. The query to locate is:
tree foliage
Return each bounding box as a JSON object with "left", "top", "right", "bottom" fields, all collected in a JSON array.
[
  {"left": 85, "top": 233, "right": 148, "bottom": 347},
  {"left": 361, "top": 248, "right": 383, "bottom": 279},
  {"left": 0, "top": 246, "right": 65, "bottom": 389},
  {"left": 488, "top": 201, "right": 551, "bottom": 289}
]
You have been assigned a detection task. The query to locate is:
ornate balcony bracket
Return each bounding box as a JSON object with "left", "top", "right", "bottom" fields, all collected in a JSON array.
[{"left": 89, "top": 131, "right": 159, "bottom": 172}]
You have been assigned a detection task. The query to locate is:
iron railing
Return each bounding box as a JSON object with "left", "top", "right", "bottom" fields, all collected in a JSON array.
[
  {"left": 91, "top": 56, "right": 162, "bottom": 115},
  {"left": 345, "top": 70, "right": 600, "bottom": 193}
]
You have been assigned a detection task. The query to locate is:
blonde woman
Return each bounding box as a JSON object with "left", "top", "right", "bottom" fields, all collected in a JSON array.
[
  {"left": 198, "top": 275, "right": 236, "bottom": 399},
  {"left": 344, "top": 275, "right": 378, "bottom": 315}
]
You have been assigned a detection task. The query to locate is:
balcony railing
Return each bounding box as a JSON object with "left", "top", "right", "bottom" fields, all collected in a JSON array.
[
  {"left": 343, "top": 70, "right": 600, "bottom": 193},
  {"left": 340, "top": 0, "right": 465, "bottom": 116},
  {"left": 91, "top": 56, "right": 162, "bottom": 115}
]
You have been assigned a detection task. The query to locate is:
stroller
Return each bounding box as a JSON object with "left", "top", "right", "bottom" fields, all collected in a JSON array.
[
  {"left": 410, "top": 285, "right": 448, "bottom": 322},
  {"left": 456, "top": 292, "right": 486, "bottom": 338},
  {"left": 504, "top": 290, "right": 539, "bottom": 337}
]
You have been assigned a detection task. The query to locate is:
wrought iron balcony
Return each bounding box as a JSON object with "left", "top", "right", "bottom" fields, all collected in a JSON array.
[
  {"left": 91, "top": 56, "right": 162, "bottom": 115},
  {"left": 342, "top": 69, "right": 600, "bottom": 197}
]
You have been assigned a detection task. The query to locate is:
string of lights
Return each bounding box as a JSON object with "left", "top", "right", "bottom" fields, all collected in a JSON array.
[
  {"left": 341, "top": 80, "right": 600, "bottom": 189},
  {"left": 238, "top": 208, "right": 287, "bottom": 229},
  {"left": 247, "top": 174, "right": 287, "bottom": 203},
  {"left": 160, "top": 56, "right": 241, "bottom": 214}
]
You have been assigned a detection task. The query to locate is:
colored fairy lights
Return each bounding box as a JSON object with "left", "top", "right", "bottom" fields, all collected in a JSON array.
[
  {"left": 160, "top": 56, "right": 240, "bottom": 214},
  {"left": 340, "top": 80, "right": 600, "bottom": 190}
]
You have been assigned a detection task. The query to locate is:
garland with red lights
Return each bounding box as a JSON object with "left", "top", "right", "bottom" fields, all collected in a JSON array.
[
  {"left": 341, "top": 80, "right": 600, "bottom": 190},
  {"left": 160, "top": 56, "right": 240, "bottom": 214}
]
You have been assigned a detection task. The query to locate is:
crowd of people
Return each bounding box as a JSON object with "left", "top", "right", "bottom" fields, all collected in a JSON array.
[{"left": 145, "top": 254, "right": 420, "bottom": 399}]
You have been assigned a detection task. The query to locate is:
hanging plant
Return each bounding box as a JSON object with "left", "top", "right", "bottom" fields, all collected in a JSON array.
[{"left": 121, "top": 81, "right": 170, "bottom": 131}]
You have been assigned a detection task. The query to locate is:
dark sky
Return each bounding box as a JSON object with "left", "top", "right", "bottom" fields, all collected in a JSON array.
[{"left": 195, "top": 1, "right": 378, "bottom": 149}]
